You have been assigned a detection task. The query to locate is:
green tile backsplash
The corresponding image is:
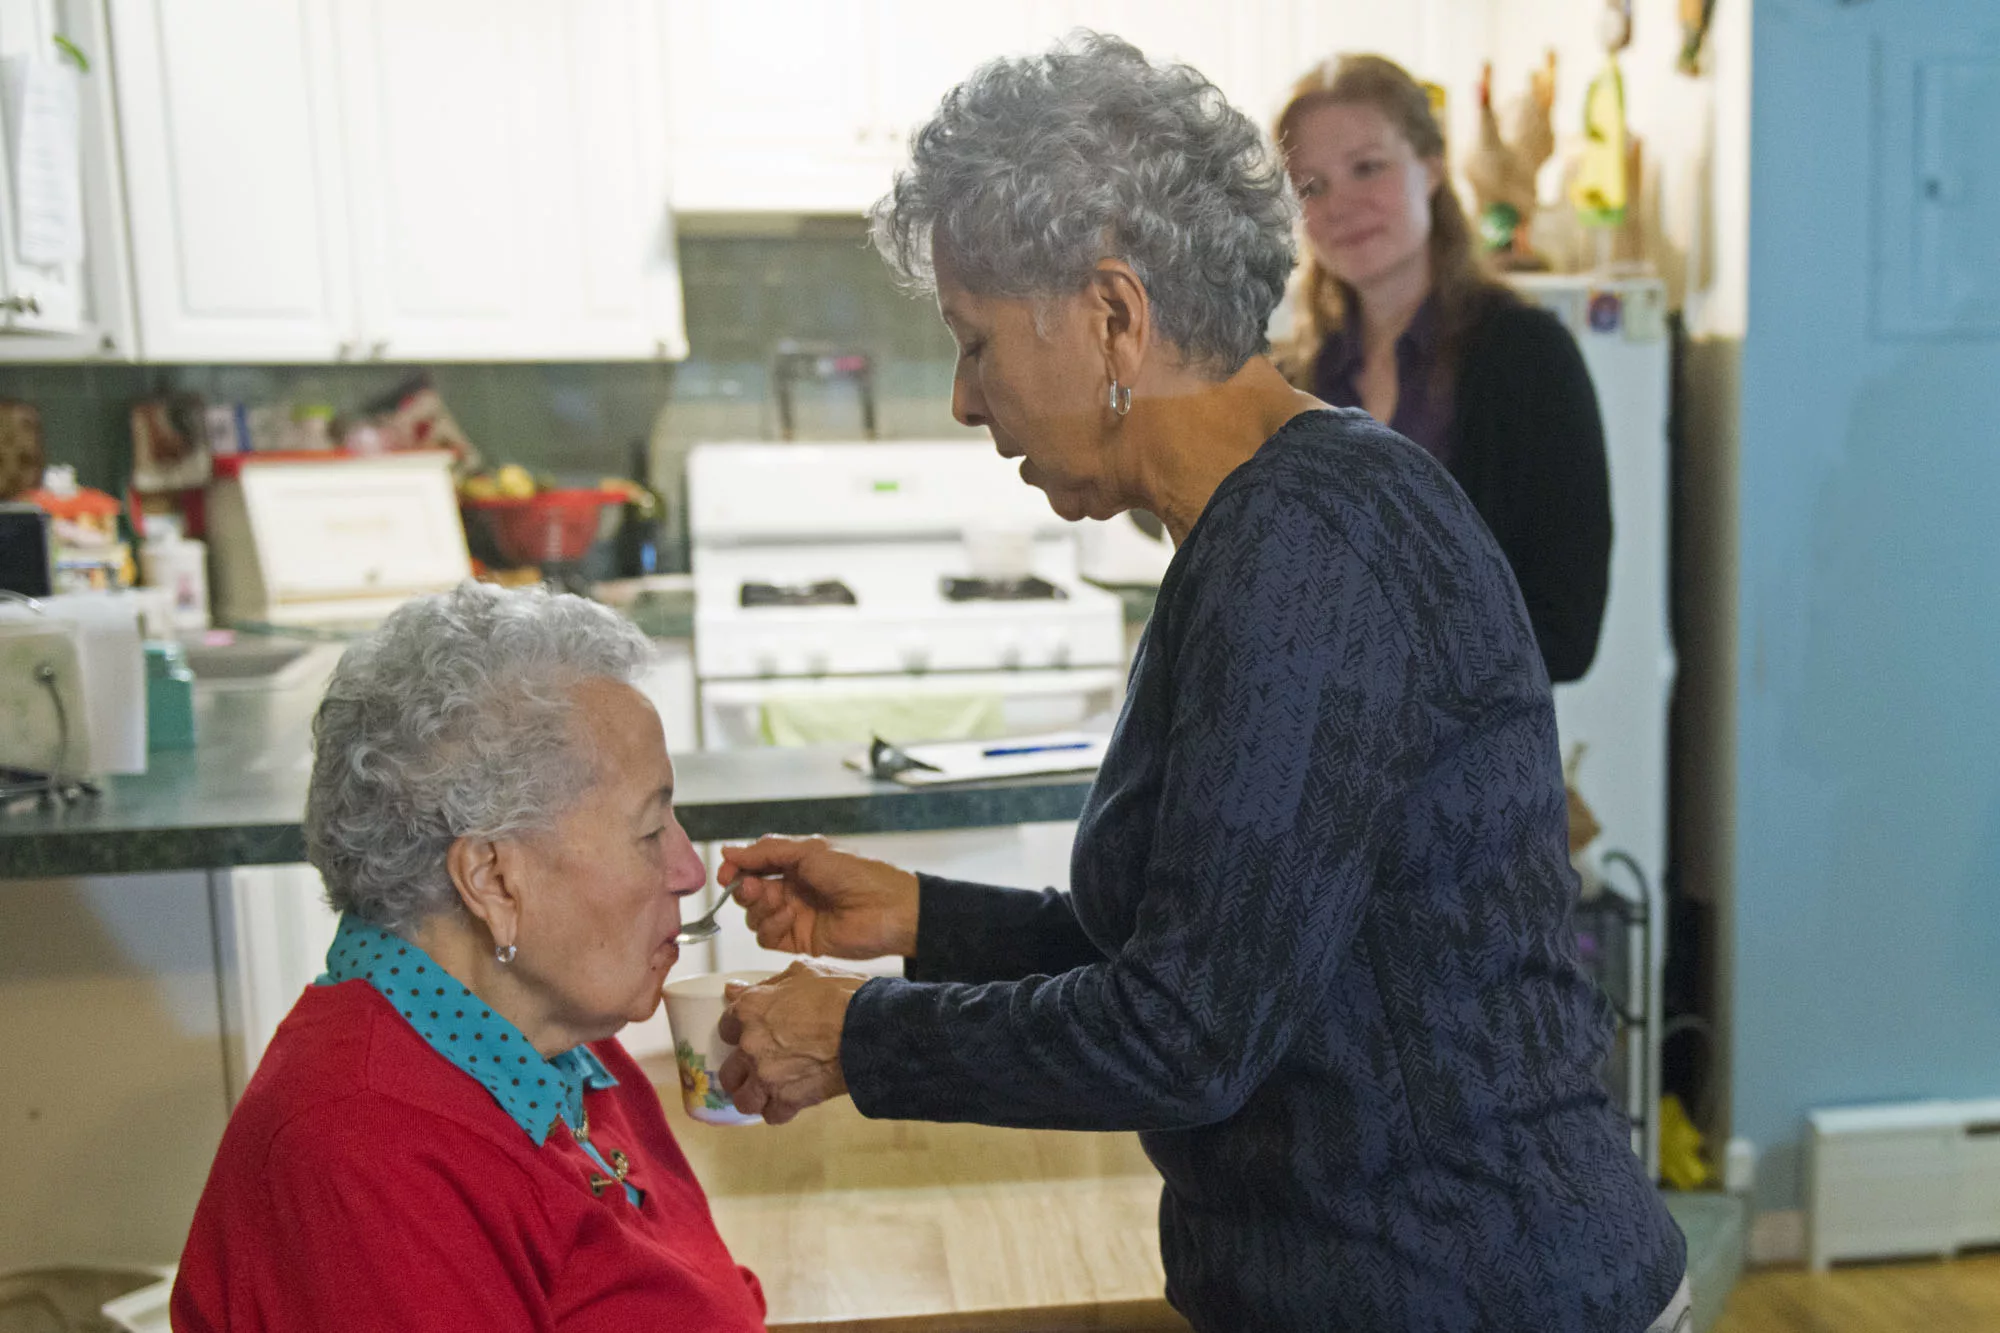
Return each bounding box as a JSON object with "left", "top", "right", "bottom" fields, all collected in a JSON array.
[{"left": 0, "top": 233, "right": 975, "bottom": 571}]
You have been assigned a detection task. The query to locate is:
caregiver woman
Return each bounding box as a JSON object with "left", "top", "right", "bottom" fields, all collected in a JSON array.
[{"left": 717, "top": 33, "right": 1686, "bottom": 1333}]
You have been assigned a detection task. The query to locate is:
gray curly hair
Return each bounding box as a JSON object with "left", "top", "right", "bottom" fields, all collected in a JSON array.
[
  {"left": 304, "top": 582, "right": 655, "bottom": 934},
  {"left": 872, "top": 30, "right": 1297, "bottom": 375}
]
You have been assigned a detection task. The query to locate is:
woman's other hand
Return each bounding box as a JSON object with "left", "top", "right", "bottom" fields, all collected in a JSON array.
[
  {"left": 718, "top": 835, "right": 919, "bottom": 960},
  {"left": 717, "top": 960, "right": 865, "bottom": 1125}
]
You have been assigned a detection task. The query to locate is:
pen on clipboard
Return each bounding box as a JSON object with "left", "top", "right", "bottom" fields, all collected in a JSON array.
[{"left": 979, "top": 741, "right": 1095, "bottom": 758}]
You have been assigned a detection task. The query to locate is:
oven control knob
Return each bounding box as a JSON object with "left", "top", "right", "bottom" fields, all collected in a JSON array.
[
  {"left": 996, "top": 633, "right": 1023, "bottom": 668},
  {"left": 804, "top": 645, "right": 831, "bottom": 676},
  {"left": 753, "top": 642, "right": 780, "bottom": 677},
  {"left": 1047, "top": 636, "right": 1073, "bottom": 667},
  {"left": 898, "top": 635, "right": 931, "bottom": 672}
]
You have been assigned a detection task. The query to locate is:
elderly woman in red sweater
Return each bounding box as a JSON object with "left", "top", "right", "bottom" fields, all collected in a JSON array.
[{"left": 173, "top": 583, "right": 766, "bottom": 1332}]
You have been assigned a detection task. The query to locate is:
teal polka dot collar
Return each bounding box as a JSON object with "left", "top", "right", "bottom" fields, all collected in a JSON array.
[{"left": 318, "top": 913, "right": 618, "bottom": 1146}]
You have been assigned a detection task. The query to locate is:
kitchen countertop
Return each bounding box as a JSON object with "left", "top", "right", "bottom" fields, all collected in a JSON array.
[
  {"left": 622, "top": 585, "right": 697, "bottom": 640},
  {"left": 0, "top": 576, "right": 1150, "bottom": 881},
  {"left": 0, "top": 668, "right": 1096, "bottom": 880}
]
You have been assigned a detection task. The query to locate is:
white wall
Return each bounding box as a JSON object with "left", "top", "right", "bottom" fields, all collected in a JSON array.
[
  {"left": 1485, "top": 0, "right": 1750, "bottom": 333},
  {"left": 1482, "top": 0, "right": 1752, "bottom": 1167},
  {"left": 1733, "top": 0, "right": 2000, "bottom": 1228},
  {"left": 0, "top": 875, "right": 232, "bottom": 1269}
]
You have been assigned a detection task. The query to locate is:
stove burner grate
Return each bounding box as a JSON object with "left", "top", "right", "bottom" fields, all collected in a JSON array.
[
  {"left": 940, "top": 575, "right": 1067, "bottom": 603},
  {"left": 739, "top": 580, "right": 858, "bottom": 608}
]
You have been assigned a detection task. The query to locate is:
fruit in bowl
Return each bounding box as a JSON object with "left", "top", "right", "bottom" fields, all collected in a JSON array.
[{"left": 458, "top": 469, "right": 626, "bottom": 569}]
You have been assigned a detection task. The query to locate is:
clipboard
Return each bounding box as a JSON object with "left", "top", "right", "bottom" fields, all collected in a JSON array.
[{"left": 846, "top": 731, "right": 1109, "bottom": 787}]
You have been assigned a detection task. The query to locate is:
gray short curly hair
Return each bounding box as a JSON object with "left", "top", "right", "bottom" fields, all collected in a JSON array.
[
  {"left": 872, "top": 30, "right": 1297, "bottom": 375},
  {"left": 304, "top": 582, "right": 655, "bottom": 934}
]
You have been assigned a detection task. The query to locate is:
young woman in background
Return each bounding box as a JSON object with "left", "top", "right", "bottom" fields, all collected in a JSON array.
[{"left": 1276, "top": 54, "right": 1613, "bottom": 683}]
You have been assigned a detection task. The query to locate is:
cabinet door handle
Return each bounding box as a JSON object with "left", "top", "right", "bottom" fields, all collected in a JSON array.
[{"left": 0, "top": 293, "right": 40, "bottom": 315}]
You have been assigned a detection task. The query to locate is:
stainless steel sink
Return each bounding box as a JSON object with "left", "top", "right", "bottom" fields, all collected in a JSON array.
[{"left": 179, "top": 637, "right": 339, "bottom": 689}]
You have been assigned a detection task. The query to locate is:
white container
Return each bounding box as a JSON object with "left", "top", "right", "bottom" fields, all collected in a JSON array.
[
  {"left": 961, "top": 525, "right": 1035, "bottom": 582},
  {"left": 661, "top": 969, "right": 776, "bottom": 1126},
  {"left": 1075, "top": 511, "right": 1174, "bottom": 587},
  {"left": 140, "top": 531, "right": 210, "bottom": 633},
  {"left": 205, "top": 451, "right": 470, "bottom": 628}
]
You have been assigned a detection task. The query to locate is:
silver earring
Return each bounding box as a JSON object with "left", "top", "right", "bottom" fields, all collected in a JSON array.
[
  {"left": 1108, "top": 379, "right": 1133, "bottom": 417},
  {"left": 495, "top": 943, "right": 516, "bottom": 965}
]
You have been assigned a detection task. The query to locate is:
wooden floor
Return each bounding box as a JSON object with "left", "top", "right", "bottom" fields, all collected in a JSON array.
[{"left": 1715, "top": 1255, "right": 2000, "bottom": 1332}]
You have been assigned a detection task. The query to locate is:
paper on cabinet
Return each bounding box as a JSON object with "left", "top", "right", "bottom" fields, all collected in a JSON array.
[{"left": 2, "top": 54, "right": 84, "bottom": 267}]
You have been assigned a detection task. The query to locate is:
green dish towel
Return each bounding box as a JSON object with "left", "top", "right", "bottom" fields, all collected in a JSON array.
[{"left": 759, "top": 694, "right": 1007, "bottom": 747}]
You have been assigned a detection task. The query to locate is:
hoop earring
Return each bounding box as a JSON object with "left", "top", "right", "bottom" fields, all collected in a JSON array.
[
  {"left": 495, "top": 943, "right": 517, "bottom": 965},
  {"left": 1107, "top": 379, "right": 1133, "bottom": 417}
]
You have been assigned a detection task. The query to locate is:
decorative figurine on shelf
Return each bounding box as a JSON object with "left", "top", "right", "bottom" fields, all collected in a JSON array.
[
  {"left": 1571, "top": 0, "right": 1635, "bottom": 232},
  {"left": 1679, "top": 0, "right": 1720, "bottom": 75},
  {"left": 1464, "top": 52, "right": 1557, "bottom": 269}
]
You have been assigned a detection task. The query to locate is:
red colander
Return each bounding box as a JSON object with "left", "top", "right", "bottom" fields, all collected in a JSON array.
[{"left": 461, "top": 489, "right": 626, "bottom": 567}]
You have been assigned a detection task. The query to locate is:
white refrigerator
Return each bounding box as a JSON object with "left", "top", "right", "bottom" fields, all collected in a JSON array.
[{"left": 1514, "top": 274, "right": 1674, "bottom": 1178}]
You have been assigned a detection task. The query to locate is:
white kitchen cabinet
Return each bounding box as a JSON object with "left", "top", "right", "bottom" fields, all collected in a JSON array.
[
  {"left": 109, "top": 0, "right": 355, "bottom": 361},
  {"left": 665, "top": 0, "right": 1455, "bottom": 216},
  {"left": 668, "top": 3, "right": 1083, "bottom": 215},
  {"left": 0, "top": 0, "right": 135, "bottom": 358},
  {"left": 869, "top": 3, "right": 1064, "bottom": 153},
  {"left": 110, "top": 0, "right": 686, "bottom": 363},
  {"left": 333, "top": 0, "right": 685, "bottom": 361},
  {"left": 665, "top": 0, "right": 880, "bottom": 214},
  {"left": 1060, "top": 0, "right": 1453, "bottom": 129}
]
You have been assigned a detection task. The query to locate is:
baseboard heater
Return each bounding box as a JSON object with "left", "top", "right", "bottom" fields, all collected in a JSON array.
[{"left": 1807, "top": 1098, "right": 2000, "bottom": 1270}]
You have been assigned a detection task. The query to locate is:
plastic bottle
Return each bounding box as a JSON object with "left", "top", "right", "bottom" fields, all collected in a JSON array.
[
  {"left": 145, "top": 640, "right": 197, "bottom": 750},
  {"left": 138, "top": 514, "right": 210, "bottom": 633}
]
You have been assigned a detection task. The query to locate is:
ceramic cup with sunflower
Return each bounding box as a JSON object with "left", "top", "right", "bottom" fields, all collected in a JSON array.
[{"left": 662, "top": 970, "right": 776, "bottom": 1125}]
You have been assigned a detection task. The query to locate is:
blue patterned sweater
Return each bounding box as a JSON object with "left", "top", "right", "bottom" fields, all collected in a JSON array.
[{"left": 841, "top": 409, "right": 1685, "bottom": 1331}]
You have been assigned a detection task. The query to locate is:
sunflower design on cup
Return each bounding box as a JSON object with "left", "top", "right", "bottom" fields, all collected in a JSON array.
[{"left": 675, "top": 1041, "right": 729, "bottom": 1111}]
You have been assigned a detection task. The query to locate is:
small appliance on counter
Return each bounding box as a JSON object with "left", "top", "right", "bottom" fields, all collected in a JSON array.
[
  {"left": 0, "top": 588, "right": 163, "bottom": 787},
  {"left": 0, "top": 502, "right": 53, "bottom": 598},
  {"left": 0, "top": 595, "right": 91, "bottom": 794},
  {"left": 206, "top": 450, "right": 471, "bottom": 628}
]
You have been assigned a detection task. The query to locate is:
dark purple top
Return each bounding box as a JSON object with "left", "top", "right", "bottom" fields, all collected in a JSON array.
[
  {"left": 841, "top": 411, "right": 1683, "bottom": 1331},
  {"left": 1312, "top": 296, "right": 1456, "bottom": 466}
]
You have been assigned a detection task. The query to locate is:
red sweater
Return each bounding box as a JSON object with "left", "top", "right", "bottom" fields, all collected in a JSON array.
[{"left": 173, "top": 980, "right": 766, "bottom": 1332}]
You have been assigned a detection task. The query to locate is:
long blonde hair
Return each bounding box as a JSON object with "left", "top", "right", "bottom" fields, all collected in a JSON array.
[{"left": 1273, "top": 54, "right": 1506, "bottom": 392}]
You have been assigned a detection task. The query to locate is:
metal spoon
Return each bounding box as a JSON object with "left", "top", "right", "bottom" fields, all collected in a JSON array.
[{"left": 674, "top": 877, "right": 742, "bottom": 944}]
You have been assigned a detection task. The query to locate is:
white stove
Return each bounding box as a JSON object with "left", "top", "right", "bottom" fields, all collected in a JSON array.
[
  {"left": 684, "top": 440, "right": 1129, "bottom": 974},
  {"left": 688, "top": 441, "right": 1125, "bottom": 683}
]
